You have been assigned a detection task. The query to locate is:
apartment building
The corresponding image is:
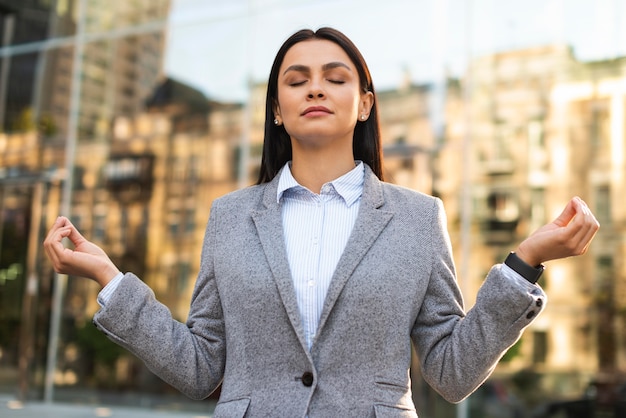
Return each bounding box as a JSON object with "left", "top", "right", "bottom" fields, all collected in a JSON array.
[{"left": 1, "top": 40, "right": 624, "bottom": 404}]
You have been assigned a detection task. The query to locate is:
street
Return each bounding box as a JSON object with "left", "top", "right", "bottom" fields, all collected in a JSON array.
[{"left": 1, "top": 395, "right": 214, "bottom": 418}]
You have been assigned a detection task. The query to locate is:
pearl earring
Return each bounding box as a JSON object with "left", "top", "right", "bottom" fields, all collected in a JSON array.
[
  {"left": 274, "top": 118, "right": 279, "bottom": 125},
  {"left": 361, "top": 114, "right": 366, "bottom": 120}
]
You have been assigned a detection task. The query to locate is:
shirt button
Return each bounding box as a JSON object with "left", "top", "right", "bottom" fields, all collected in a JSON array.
[
  {"left": 308, "top": 279, "right": 315, "bottom": 287},
  {"left": 301, "top": 372, "right": 314, "bottom": 387}
]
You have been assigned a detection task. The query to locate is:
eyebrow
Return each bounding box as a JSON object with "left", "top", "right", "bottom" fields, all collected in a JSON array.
[{"left": 282, "top": 61, "right": 352, "bottom": 76}]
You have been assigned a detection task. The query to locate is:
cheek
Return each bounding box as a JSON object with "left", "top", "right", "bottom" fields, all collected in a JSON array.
[
  {"left": 276, "top": 95, "right": 296, "bottom": 120},
  {"left": 342, "top": 95, "right": 361, "bottom": 119},
  {"left": 276, "top": 86, "right": 295, "bottom": 114}
]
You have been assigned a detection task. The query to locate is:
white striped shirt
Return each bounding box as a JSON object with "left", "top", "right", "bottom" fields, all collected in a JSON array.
[{"left": 277, "top": 162, "right": 364, "bottom": 349}]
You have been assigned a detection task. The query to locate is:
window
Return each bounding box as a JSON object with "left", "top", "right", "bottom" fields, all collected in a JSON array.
[
  {"left": 594, "top": 186, "right": 611, "bottom": 225},
  {"left": 533, "top": 331, "right": 548, "bottom": 364},
  {"left": 486, "top": 190, "right": 519, "bottom": 231}
]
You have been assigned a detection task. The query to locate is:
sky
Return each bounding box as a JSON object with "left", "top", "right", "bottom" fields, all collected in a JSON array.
[{"left": 163, "top": 0, "right": 626, "bottom": 102}]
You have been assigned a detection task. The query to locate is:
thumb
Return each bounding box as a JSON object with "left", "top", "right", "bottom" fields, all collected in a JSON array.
[{"left": 552, "top": 197, "right": 578, "bottom": 228}]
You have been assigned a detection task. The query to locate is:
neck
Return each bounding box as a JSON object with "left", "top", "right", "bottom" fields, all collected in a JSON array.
[{"left": 290, "top": 147, "right": 355, "bottom": 194}]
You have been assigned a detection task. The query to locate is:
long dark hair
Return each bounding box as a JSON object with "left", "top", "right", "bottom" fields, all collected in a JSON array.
[{"left": 256, "top": 27, "right": 384, "bottom": 184}]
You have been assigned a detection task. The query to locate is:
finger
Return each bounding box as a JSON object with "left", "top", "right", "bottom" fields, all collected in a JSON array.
[
  {"left": 570, "top": 197, "right": 598, "bottom": 225},
  {"left": 552, "top": 198, "right": 578, "bottom": 227},
  {"left": 44, "top": 216, "right": 72, "bottom": 251},
  {"left": 43, "top": 223, "right": 64, "bottom": 256},
  {"left": 52, "top": 215, "right": 73, "bottom": 231},
  {"left": 44, "top": 217, "right": 65, "bottom": 243},
  {"left": 565, "top": 206, "right": 600, "bottom": 255},
  {"left": 55, "top": 217, "right": 87, "bottom": 247},
  {"left": 578, "top": 212, "right": 600, "bottom": 254},
  {"left": 562, "top": 197, "right": 595, "bottom": 231},
  {"left": 571, "top": 225, "right": 594, "bottom": 254},
  {"left": 44, "top": 226, "right": 72, "bottom": 268},
  {"left": 579, "top": 230, "right": 597, "bottom": 254}
]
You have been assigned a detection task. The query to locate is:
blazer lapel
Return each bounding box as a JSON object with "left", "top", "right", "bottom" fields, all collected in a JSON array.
[
  {"left": 315, "top": 167, "right": 393, "bottom": 341},
  {"left": 250, "top": 174, "right": 310, "bottom": 352}
]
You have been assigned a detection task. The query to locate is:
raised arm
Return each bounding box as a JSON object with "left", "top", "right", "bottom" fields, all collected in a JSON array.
[{"left": 414, "top": 196, "right": 599, "bottom": 403}]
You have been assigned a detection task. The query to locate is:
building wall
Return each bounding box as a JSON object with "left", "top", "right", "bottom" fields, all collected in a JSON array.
[
  {"left": 37, "top": 0, "right": 170, "bottom": 142},
  {"left": 1, "top": 36, "right": 625, "bottom": 400}
]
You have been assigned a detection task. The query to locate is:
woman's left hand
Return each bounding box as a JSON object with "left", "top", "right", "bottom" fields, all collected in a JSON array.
[{"left": 515, "top": 197, "right": 600, "bottom": 267}]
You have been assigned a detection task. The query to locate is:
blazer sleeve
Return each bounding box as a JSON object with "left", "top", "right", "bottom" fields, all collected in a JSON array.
[
  {"left": 411, "top": 198, "right": 546, "bottom": 403},
  {"left": 92, "top": 200, "right": 226, "bottom": 400}
]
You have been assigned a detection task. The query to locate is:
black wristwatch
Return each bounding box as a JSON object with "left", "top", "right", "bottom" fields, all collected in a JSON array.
[{"left": 504, "top": 252, "right": 545, "bottom": 284}]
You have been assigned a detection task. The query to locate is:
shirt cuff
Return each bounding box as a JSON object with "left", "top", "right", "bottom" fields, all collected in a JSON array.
[
  {"left": 97, "top": 272, "right": 125, "bottom": 307},
  {"left": 501, "top": 263, "right": 538, "bottom": 288}
]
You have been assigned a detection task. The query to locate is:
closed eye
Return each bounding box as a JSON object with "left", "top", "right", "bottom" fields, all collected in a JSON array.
[{"left": 328, "top": 79, "right": 345, "bottom": 84}]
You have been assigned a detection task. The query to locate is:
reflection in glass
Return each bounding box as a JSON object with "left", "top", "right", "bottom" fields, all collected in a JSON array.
[{"left": 0, "top": 1, "right": 625, "bottom": 415}]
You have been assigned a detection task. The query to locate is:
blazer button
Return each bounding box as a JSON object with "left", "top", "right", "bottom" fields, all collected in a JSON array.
[
  {"left": 526, "top": 311, "right": 536, "bottom": 319},
  {"left": 301, "top": 372, "right": 314, "bottom": 387}
]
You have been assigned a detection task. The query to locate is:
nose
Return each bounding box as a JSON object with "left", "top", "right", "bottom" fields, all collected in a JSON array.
[{"left": 307, "top": 79, "right": 325, "bottom": 99}]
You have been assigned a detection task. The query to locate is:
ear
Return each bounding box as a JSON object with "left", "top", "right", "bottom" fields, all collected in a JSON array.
[
  {"left": 272, "top": 99, "right": 282, "bottom": 125},
  {"left": 358, "top": 91, "right": 374, "bottom": 121}
]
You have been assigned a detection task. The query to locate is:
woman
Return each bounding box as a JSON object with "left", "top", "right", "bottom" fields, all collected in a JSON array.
[{"left": 44, "top": 28, "right": 599, "bottom": 417}]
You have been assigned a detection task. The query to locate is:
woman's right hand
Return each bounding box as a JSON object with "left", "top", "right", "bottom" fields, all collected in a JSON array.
[{"left": 43, "top": 216, "right": 121, "bottom": 288}]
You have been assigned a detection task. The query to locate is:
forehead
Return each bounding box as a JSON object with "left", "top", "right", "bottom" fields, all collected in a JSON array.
[{"left": 280, "top": 39, "right": 354, "bottom": 72}]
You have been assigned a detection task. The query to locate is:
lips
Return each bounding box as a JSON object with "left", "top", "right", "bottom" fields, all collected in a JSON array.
[{"left": 301, "top": 106, "right": 332, "bottom": 117}]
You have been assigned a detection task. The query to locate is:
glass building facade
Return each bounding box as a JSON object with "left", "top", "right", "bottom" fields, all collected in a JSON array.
[{"left": 1, "top": 1, "right": 625, "bottom": 416}]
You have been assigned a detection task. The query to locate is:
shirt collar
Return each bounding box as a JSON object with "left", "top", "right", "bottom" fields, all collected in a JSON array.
[{"left": 276, "top": 161, "right": 364, "bottom": 207}]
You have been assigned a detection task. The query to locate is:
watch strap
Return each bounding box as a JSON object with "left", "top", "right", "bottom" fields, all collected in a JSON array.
[{"left": 504, "top": 252, "right": 545, "bottom": 284}]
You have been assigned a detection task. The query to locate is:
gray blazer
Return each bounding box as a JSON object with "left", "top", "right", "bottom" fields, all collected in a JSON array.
[{"left": 93, "top": 165, "right": 546, "bottom": 417}]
